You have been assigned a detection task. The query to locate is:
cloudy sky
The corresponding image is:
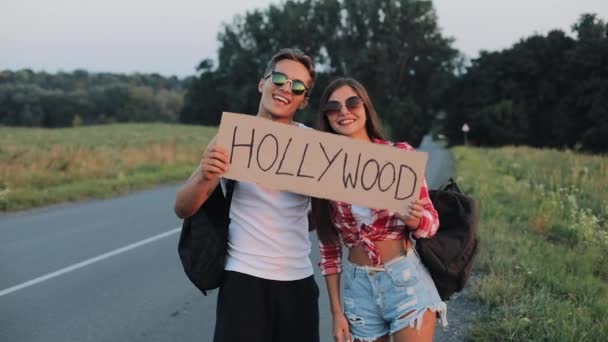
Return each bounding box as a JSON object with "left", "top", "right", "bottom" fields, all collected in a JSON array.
[{"left": 2, "top": 0, "right": 607, "bottom": 77}]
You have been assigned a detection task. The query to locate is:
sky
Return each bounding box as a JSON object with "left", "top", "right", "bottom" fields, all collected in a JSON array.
[{"left": 2, "top": 0, "right": 607, "bottom": 78}]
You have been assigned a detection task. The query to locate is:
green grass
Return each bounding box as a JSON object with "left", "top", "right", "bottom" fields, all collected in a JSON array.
[
  {"left": 454, "top": 146, "right": 608, "bottom": 341},
  {"left": 0, "top": 123, "right": 217, "bottom": 211}
]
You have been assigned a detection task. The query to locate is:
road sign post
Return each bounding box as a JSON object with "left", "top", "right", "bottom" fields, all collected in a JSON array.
[{"left": 461, "top": 123, "right": 470, "bottom": 146}]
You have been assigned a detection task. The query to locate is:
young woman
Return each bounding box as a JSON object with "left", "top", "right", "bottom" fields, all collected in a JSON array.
[{"left": 312, "top": 78, "right": 447, "bottom": 342}]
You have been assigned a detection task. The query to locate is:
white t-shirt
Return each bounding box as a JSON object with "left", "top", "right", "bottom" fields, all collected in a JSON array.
[
  {"left": 350, "top": 204, "right": 373, "bottom": 225},
  {"left": 222, "top": 121, "right": 313, "bottom": 281}
]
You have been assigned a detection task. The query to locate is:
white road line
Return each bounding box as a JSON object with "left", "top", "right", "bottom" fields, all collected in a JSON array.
[{"left": 0, "top": 227, "right": 181, "bottom": 298}]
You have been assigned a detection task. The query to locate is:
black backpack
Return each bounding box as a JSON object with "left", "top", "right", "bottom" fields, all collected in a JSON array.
[
  {"left": 178, "top": 180, "right": 235, "bottom": 295},
  {"left": 416, "top": 178, "right": 479, "bottom": 301}
]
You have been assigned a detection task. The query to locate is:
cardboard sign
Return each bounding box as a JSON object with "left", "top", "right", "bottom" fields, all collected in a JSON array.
[{"left": 216, "top": 112, "right": 428, "bottom": 213}]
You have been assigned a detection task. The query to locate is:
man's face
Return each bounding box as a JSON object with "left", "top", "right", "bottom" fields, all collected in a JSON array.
[{"left": 258, "top": 59, "right": 311, "bottom": 121}]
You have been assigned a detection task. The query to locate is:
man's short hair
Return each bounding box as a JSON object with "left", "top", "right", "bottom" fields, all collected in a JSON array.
[{"left": 264, "top": 48, "right": 316, "bottom": 95}]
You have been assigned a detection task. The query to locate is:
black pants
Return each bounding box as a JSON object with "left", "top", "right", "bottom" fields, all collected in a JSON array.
[{"left": 213, "top": 271, "right": 320, "bottom": 342}]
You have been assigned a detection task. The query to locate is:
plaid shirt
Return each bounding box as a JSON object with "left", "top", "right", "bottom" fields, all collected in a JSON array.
[{"left": 318, "top": 139, "right": 440, "bottom": 275}]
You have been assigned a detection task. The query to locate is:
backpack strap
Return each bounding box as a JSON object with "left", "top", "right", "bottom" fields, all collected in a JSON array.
[
  {"left": 224, "top": 179, "right": 236, "bottom": 211},
  {"left": 442, "top": 178, "right": 461, "bottom": 193}
]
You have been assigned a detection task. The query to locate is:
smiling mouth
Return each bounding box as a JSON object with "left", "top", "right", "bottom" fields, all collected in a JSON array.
[
  {"left": 338, "top": 118, "right": 355, "bottom": 125},
  {"left": 273, "top": 94, "right": 290, "bottom": 104}
]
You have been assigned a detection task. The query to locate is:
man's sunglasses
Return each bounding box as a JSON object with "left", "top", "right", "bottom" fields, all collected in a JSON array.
[
  {"left": 265, "top": 71, "right": 308, "bottom": 96},
  {"left": 322, "top": 96, "right": 364, "bottom": 116}
]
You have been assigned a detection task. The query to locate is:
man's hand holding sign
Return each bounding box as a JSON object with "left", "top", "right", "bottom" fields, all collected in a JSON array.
[{"left": 216, "top": 112, "right": 428, "bottom": 214}]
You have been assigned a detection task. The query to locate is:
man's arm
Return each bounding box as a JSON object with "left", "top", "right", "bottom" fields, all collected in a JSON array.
[{"left": 174, "top": 135, "right": 230, "bottom": 219}]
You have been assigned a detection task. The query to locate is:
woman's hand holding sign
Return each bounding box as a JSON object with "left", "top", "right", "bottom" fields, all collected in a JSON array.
[{"left": 395, "top": 199, "right": 425, "bottom": 230}]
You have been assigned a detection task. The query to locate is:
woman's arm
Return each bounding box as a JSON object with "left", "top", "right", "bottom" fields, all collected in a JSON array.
[
  {"left": 392, "top": 142, "right": 440, "bottom": 238},
  {"left": 325, "top": 273, "right": 344, "bottom": 316},
  {"left": 394, "top": 178, "right": 440, "bottom": 238},
  {"left": 411, "top": 178, "right": 440, "bottom": 238},
  {"left": 325, "top": 273, "right": 351, "bottom": 342},
  {"left": 319, "top": 236, "right": 351, "bottom": 341}
]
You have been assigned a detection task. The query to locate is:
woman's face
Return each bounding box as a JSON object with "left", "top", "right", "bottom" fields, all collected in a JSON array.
[{"left": 323, "top": 85, "right": 370, "bottom": 141}]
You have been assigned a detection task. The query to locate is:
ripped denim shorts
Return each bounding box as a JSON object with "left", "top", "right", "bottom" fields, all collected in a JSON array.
[{"left": 342, "top": 250, "right": 447, "bottom": 341}]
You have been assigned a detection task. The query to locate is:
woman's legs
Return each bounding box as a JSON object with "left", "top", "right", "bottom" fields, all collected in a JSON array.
[
  {"left": 354, "top": 335, "right": 389, "bottom": 342},
  {"left": 345, "top": 250, "right": 444, "bottom": 342},
  {"left": 352, "top": 309, "right": 436, "bottom": 342},
  {"left": 391, "top": 309, "right": 437, "bottom": 342}
]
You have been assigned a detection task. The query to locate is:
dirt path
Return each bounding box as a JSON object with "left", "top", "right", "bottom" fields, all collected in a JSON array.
[
  {"left": 432, "top": 277, "right": 484, "bottom": 341},
  {"left": 418, "top": 136, "right": 483, "bottom": 341}
]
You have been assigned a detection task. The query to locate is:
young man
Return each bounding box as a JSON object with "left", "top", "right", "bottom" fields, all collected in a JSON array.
[{"left": 174, "top": 48, "right": 319, "bottom": 342}]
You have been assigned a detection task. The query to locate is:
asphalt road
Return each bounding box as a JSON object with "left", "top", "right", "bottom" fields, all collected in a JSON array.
[{"left": 0, "top": 136, "right": 454, "bottom": 342}]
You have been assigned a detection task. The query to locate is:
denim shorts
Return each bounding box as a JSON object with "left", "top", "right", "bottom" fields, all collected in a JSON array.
[{"left": 342, "top": 250, "right": 447, "bottom": 341}]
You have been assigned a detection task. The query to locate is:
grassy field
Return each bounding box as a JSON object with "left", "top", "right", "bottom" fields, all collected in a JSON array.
[
  {"left": 454, "top": 146, "right": 608, "bottom": 341},
  {"left": 0, "top": 123, "right": 217, "bottom": 211}
]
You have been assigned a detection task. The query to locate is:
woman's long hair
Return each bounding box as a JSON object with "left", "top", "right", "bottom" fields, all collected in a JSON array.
[{"left": 312, "top": 78, "right": 386, "bottom": 245}]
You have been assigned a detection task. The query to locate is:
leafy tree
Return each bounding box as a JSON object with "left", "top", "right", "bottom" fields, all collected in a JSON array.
[
  {"left": 0, "top": 70, "right": 188, "bottom": 127},
  {"left": 444, "top": 13, "right": 607, "bottom": 152},
  {"left": 181, "top": 0, "right": 457, "bottom": 145}
]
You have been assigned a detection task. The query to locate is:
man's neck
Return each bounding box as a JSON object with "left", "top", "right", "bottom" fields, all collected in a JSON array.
[{"left": 257, "top": 111, "right": 296, "bottom": 126}]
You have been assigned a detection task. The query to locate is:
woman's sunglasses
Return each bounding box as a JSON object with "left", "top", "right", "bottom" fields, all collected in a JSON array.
[
  {"left": 322, "top": 96, "right": 364, "bottom": 116},
  {"left": 265, "top": 71, "right": 308, "bottom": 96}
]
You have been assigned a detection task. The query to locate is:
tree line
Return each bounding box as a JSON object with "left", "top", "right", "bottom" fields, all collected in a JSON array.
[
  {"left": 180, "top": 0, "right": 458, "bottom": 146},
  {"left": 444, "top": 13, "right": 608, "bottom": 153},
  {"left": 0, "top": 69, "right": 189, "bottom": 127},
  {"left": 2, "top": 0, "right": 606, "bottom": 153},
  {"left": 181, "top": 0, "right": 607, "bottom": 152}
]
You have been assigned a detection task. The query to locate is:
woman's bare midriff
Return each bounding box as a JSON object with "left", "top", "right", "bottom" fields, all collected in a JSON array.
[{"left": 348, "top": 238, "right": 413, "bottom": 266}]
